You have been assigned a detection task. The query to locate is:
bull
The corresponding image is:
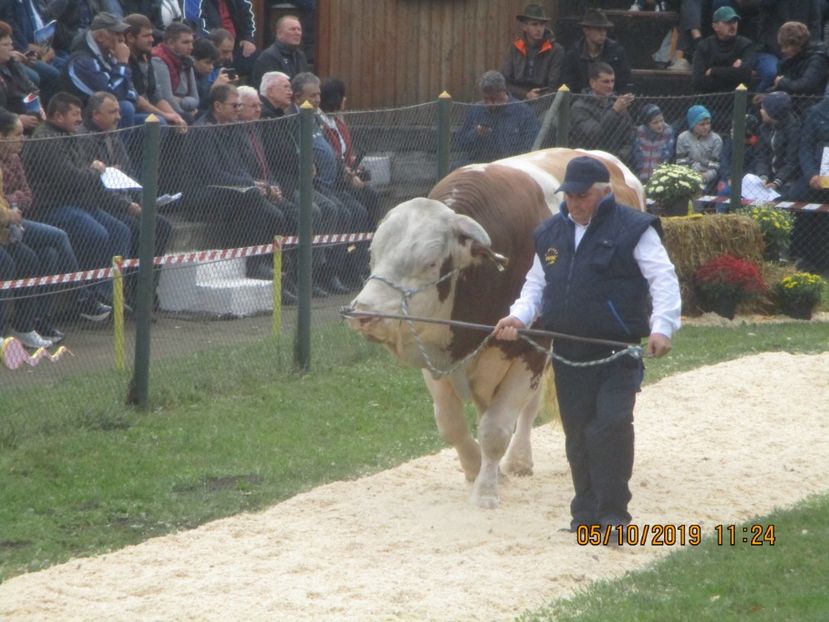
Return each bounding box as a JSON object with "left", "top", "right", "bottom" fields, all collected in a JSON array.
[{"left": 347, "top": 148, "right": 645, "bottom": 508}]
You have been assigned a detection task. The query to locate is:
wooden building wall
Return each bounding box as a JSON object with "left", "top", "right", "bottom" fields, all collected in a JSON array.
[{"left": 313, "top": 0, "right": 559, "bottom": 109}]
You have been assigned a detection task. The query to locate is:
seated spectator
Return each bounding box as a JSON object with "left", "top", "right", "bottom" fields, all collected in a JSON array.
[
  {"left": 186, "top": 0, "right": 258, "bottom": 80},
  {"left": 0, "top": 21, "right": 44, "bottom": 133},
  {"left": 692, "top": 6, "right": 756, "bottom": 93},
  {"left": 676, "top": 104, "right": 722, "bottom": 195},
  {"left": 21, "top": 91, "right": 122, "bottom": 319},
  {"left": 123, "top": 13, "right": 186, "bottom": 127},
  {"left": 755, "top": 91, "right": 801, "bottom": 199},
  {"left": 560, "top": 9, "right": 632, "bottom": 94},
  {"left": 291, "top": 71, "right": 371, "bottom": 293},
  {"left": 771, "top": 21, "right": 828, "bottom": 101},
  {"left": 185, "top": 83, "right": 292, "bottom": 280},
  {"left": 501, "top": 3, "right": 563, "bottom": 101},
  {"left": 192, "top": 37, "right": 222, "bottom": 111},
  {"left": 453, "top": 70, "right": 540, "bottom": 169},
  {"left": 0, "top": 3, "right": 61, "bottom": 105},
  {"left": 251, "top": 14, "right": 307, "bottom": 88},
  {"left": 151, "top": 22, "right": 198, "bottom": 124},
  {"left": 319, "top": 76, "right": 382, "bottom": 228},
  {"left": 569, "top": 62, "right": 634, "bottom": 165},
  {"left": 49, "top": 0, "right": 118, "bottom": 68},
  {"left": 77, "top": 91, "right": 172, "bottom": 308},
  {"left": 633, "top": 103, "right": 674, "bottom": 183},
  {"left": 791, "top": 97, "right": 829, "bottom": 269},
  {"left": 717, "top": 113, "right": 761, "bottom": 199},
  {"left": 665, "top": 0, "right": 702, "bottom": 71},
  {"left": 60, "top": 12, "right": 139, "bottom": 127},
  {"left": 754, "top": 1, "right": 821, "bottom": 94}
]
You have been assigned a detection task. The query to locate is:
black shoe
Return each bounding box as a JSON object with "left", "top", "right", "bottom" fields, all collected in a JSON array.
[
  {"left": 79, "top": 299, "right": 112, "bottom": 322},
  {"left": 34, "top": 320, "right": 65, "bottom": 345},
  {"left": 312, "top": 285, "right": 329, "bottom": 298},
  {"left": 281, "top": 287, "right": 297, "bottom": 306},
  {"left": 324, "top": 276, "right": 350, "bottom": 295}
]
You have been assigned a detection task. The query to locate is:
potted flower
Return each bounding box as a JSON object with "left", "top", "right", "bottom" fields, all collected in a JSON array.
[
  {"left": 773, "top": 272, "right": 826, "bottom": 320},
  {"left": 645, "top": 164, "right": 704, "bottom": 217},
  {"left": 740, "top": 204, "right": 793, "bottom": 261},
  {"left": 693, "top": 254, "right": 766, "bottom": 319}
]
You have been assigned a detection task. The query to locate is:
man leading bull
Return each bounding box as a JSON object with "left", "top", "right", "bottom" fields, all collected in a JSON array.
[{"left": 494, "top": 156, "right": 681, "bottom": 534}]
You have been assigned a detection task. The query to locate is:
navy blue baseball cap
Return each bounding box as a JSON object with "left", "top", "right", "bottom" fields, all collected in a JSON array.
[{"left": 556, "top": 156, "right": 610, "bottom": 193}]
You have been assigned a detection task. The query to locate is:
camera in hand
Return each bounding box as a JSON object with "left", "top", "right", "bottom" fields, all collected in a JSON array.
[{"left": 222, "top": 67, "right": 238, "bottom": 81}]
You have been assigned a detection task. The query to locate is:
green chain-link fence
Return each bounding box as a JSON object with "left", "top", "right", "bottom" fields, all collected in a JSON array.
[{"left": 2, "top": 88, "right": 827, "bottom": 404}]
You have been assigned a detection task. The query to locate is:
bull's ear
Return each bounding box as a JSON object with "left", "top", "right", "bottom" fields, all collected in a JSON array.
[{"left": 451, "top": 214, "right": 490, "bottom": 247}]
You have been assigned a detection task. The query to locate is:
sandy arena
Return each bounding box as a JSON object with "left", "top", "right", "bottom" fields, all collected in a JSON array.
[{"left": 2, "top": 351, "right": 828, "bottom": 621}]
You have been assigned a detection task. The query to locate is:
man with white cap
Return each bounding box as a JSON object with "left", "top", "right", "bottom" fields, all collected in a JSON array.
[{"left": 494, "top": 156, "right": 680, "bottom": 538}]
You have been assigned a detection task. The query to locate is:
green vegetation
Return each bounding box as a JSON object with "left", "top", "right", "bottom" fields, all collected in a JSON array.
[
  {"left": 518, "top": 493, "right": 829, "bottom": 622},
  {"left": 1, "top": 321, "right": 827, "bottom": 585}
]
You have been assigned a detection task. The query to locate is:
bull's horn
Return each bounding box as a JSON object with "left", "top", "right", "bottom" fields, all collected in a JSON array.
[
  {"left": 472, "top": 245, "right": 509, "bottom": 272},
  {"left": 452, "top": 214, "right": 491, "bottom": 247}
]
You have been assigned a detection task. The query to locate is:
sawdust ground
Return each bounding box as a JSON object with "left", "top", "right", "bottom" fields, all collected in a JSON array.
[{"left": 2, "top": 351, "right": 828, "bottom": 621}]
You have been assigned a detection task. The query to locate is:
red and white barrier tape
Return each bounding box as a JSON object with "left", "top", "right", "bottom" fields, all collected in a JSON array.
[{"left": 0, "top": 232, "right": 374, "bottom": 291}]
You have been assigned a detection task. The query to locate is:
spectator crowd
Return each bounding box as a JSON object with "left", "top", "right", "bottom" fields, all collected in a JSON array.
[{"left": 2, "top": 0, "right": 829, "bottom": 349}]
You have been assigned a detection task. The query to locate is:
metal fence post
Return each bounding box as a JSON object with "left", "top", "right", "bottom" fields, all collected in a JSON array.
[
  {"left": 730, "top": 84, "right": 748, "bottom": 213},
  {"left": 437, "top": 91, "right": 452, "bottom": 181},
  {"left": 127, "top": 115, "right": 159, "bottom": 409},
  {"left": 555, "top": 85, "right": 571, "bottom": 148},
  {"left": 295, "top": 101, "right": 314, "bottom": 371}
]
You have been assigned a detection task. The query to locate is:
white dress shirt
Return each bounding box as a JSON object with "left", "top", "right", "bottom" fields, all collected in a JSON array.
[{"left": 509, "top": 216, "right": 682, "bottom": 339}]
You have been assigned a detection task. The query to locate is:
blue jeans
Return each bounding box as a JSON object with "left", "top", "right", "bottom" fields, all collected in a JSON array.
[
  {"left": 0, "top": 241, "right": 44, "bottom": 333},
  {"left": 39, "top": 206, "right": 131, "bottom": 300}
]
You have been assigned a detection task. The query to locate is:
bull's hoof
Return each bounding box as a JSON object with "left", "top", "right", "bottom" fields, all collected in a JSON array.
[
  {"left": 470, "top": 491, "right": 500, "bottom": 509},
  {"left": 503, "top": 459, "right": 533, "bottom": 477}
]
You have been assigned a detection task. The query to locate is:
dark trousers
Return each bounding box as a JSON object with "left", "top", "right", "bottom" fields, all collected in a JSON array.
[{"left": 553, "top": 355, "right": 643, "bottom": 527}]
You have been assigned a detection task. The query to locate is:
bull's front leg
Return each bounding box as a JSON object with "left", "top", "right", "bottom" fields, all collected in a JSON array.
[{"left": 422, "top": 371, "right": 481, "bottom": 482}]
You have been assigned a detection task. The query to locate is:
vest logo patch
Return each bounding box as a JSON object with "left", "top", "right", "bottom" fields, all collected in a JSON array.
[{"left": 544, "top": 247, "right": 559, "bottom": 265}]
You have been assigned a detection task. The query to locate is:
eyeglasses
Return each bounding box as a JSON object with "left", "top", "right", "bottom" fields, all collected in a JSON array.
[{"left": 224, "top": 101, "right": 242, "bottom": 108}]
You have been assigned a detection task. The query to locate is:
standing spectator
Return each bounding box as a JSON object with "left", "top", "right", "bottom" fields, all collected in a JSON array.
[
  {"left": 493, "top": 156, "right": 681, "bottom": 534},
  {"left": 569, "top": 62, "right": 634, "bottom": 165},
  {"left": 633, "top": 104, "right": 675, "bottom": 183},
  {"left": 0, "top": 21, "right": 44, "bottom": 132},
  {"left": 251, "top": 14, "right": 307, "bottom": 88},
  {"left": 151, "top": 22, "right": 198, "bottom": 124},
  {"left": 185, "top": 0, "right": 258, "bottom": 79},
  {"left": 22, "top": 91, "right": 127, "bottom": 315},
  {"left": 676, "top": 104, "right": 722, "bottom": 194},
  {"left": 453, "top": 70, "right": 540, "bottom": 169},
  {"left": 501, "top": 3, "right": 563, "bottom": 101},
  {"left": 78, "top": 91, "right": 172, "bottom": 308},
  {"left": 123, "top": 13, "right": 186, "bottom": 127},
  {"left": 60, "top": 12, "right": 139, "bottom": 127},
  {"left": 754, "top": 0, "right": 821, "bottom": 94},
  {"left": 755, "top": 91, "right": 801, "bottom": 199},
  {"left": 771, "top": 21, "right": 829, "bottom": 99},
  {"left": 792, "top": 97, "right": 829, "bottom": 270},
  {"left": 692, "top": 6, "right": 756, "bottom": 93},
  {"left": 560, "top": 9, "right": 632, "bottom": 94}
]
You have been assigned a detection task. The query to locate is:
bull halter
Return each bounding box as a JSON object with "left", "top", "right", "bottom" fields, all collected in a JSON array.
[
  {"left": 365, "top": 269, "right": 497, "bottom": 379},
  {"left": 358, "top": 269, "right": 643, "bottom": 378}
]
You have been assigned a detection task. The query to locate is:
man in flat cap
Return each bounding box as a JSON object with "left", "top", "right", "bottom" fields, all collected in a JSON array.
[
  {"left": 494, "top": 156, "right": 680, "bottom": 538},
  {"left": 560, "top": 8, "right": 632, "bottom": 94},
  {"left": 501, "top": 3, "right": 564, "bottom": 101},
  {"left": 692, "top": 6, "right": 756, "bottom": 93},
  {"left": 60, "top": 12, "right": 139, "bottom": 127}
]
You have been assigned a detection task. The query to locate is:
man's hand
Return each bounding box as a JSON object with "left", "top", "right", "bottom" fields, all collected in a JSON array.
[
  {"left": 612, "top": 93, "right": 634, "bottom": 113},
  {"left": 526, "top": 88, "right": 541, "bottom": 101},
  {"left": 162, "top": 111, "right": 186, "bottom": 127},
  {"left": 809, "top": 174, "right": 823, "bottom": 190},
  {"left": 90, "top": 160, "right": 106, "bottom": 174},
  {"left": 114, "top": 42, "right": 131, "bottom": 64},
  {"left": 773, "top": 75, "right": 783, "bottom": 88},
  {"left": 646, "top": 333, "right": 672, "bottom": 358},
  {"left": 732, "top": 59, "right": 742, "bottom": 69},
  {"left": 214, "top": 71, "right": 232, "bottom": 87},
  {"left": 240, "top": 40, "right": 256, "bottom": 58},
  {"left": 128, "top": 202, "right": 142, "bottom": 217},
  {"left": 19, "top": 114, "right": 41, "bottom": 130},
  {"left": 493, "top": 315, "right": 526, "bottom": 341}
]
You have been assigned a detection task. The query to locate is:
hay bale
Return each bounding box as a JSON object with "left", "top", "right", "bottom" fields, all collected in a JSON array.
[{"left": 661, "top": 214, "right": 766, "bottom": 314}]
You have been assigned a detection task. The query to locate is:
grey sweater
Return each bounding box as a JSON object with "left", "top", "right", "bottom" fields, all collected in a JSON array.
[{"left": 675, "top": 130, "right": 723, "bottom": 183}]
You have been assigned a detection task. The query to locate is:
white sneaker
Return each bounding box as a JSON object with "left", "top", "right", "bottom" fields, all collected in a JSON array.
[
  {"left": 667, "top": 57, "right": 692, "bottom": 72},
  {"left": 10, "top": 329, "right": 53, "bottom": 349}
]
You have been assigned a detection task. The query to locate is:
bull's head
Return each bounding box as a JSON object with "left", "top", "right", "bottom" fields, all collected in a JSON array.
[{"left": 347, "top": 198, "right": 501, "bottom": 367}]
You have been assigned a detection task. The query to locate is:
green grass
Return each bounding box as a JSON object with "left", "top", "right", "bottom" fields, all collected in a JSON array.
[
  {"left": 1, "top": 320, "right": 827, "bottom": 585},
  {"left": 518, "top": 493, "right": 829, "bottom": 622}
]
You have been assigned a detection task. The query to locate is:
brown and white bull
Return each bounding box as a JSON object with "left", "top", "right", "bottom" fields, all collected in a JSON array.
[{"left": 347, "top": 148, "right": 644, "bottom": 508}]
